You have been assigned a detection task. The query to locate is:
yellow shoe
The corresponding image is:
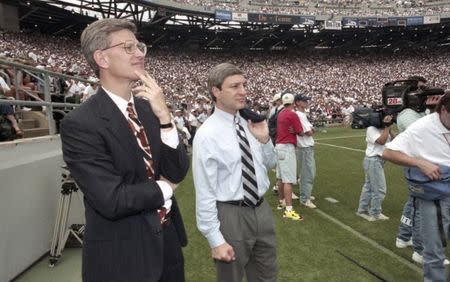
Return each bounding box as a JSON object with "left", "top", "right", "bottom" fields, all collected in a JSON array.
[{"left": 283, "top": 210, "right": 304, "bottom": 221}]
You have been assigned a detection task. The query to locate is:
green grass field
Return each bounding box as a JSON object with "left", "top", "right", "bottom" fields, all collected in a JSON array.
[
  {"left": 178, "top": 127, "right": 423, "bottom": 282},
  {"left": 16, "top": 127, "right": 426, "bottom": 282}
]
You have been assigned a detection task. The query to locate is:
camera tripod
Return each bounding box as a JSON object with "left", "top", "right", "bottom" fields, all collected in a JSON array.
[{"left": 48, "top": 167, "right": 84, "bottom": 267}]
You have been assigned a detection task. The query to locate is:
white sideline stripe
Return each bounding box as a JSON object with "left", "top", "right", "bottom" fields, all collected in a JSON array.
[
  {"left": 315, "top": 209, "right": 422, "bottom": 274},
  {"left": 316, "top": 142, "right": 365, "bottom": 153},
  {"left": 315, "top": 135, "right": 365, "bottom": 141}
]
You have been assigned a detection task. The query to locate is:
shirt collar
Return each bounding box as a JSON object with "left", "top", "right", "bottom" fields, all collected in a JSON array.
[
  {"left": 102, "top": 86, "right": 135, "bottom": 119},
  {"left": 214, "top": 107, "right": 240, "bottom": 125}
]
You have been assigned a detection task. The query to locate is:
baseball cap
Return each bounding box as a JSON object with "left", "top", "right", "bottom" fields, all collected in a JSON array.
[
  {"left": 272, "top": 93, "right": 282, "bottom": 102},
  {"left": 282, "top": 93, "right": 295, "bottom": 105},
  {"left": 294, "top": 94, "right": 311, "bottom": 102}
]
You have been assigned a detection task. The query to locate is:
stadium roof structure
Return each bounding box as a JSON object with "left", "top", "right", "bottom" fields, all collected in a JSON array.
[{"left": 2, "top": 0, "right": 450, "bottom": 52}]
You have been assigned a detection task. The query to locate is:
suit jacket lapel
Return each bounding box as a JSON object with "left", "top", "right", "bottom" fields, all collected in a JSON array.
[{"left": 96, "top": 89, "right": 139, "bottom": 159}]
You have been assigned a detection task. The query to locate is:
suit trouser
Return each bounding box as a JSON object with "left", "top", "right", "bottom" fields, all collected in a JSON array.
[
  {"left": 159, "top": 221, "right": 185, "bottom": 282},
  {"left": 215, "top": 200, "right": 277, "bottom": 282}
]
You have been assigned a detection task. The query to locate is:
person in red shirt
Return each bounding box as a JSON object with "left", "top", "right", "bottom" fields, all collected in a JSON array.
[{"left": 275, "top": 93, "right": 304, "bottom": 221}]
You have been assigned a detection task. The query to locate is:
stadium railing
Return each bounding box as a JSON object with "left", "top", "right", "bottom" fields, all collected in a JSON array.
[{"left": 0, "top": 58, "right": 87, "bottom": 135}]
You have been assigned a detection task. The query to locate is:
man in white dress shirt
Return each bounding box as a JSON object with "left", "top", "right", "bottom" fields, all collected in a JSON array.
[{"left": 193, "top": 63, "right": 277, "bottom": 282}]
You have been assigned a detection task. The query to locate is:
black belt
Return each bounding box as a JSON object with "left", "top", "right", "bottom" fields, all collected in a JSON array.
[{"left": 218, "top": 198, "right": 264, "bottom": 208}]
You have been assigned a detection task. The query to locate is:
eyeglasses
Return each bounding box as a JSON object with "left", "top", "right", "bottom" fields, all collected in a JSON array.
[{"left": 102, "top": 40, "right": 147, "bottom": 56}]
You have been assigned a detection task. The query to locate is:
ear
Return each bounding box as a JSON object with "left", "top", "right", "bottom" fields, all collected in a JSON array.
[
  {"left": 93, "top": 50, "right": 109, "bottom": 70},
  {"left": 211, "top": 86, "right": 221, "bottom": 100}
]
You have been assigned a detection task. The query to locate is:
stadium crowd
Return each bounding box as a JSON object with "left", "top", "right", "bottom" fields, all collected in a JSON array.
[
  {"left": 2, "top": 15, "right": 449, "bottom": 281},
  {"left": 170, "top": 0, "right": 450, "bottom": 16},
  {"left": 1, "top": 30, "right": 450, "bottom": 141}
]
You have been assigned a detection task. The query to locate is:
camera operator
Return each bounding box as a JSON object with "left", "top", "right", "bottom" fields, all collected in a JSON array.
[
  {"left": 356, "top": 113, "right": 396, "bottom": 221},
  {"left": 383, "top": 92, "right": 450, "bottom": 282}
]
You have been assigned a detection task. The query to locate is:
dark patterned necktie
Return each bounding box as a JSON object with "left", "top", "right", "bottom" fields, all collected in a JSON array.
[
  {"left": 127, "top": 102, "right": 166, "bottom": 223},
  {"left": 127, "top": 102, "right": 154, "bottom": 178},
  {"left": 234, "top": 115, "right": 259, "bottom": 207}
]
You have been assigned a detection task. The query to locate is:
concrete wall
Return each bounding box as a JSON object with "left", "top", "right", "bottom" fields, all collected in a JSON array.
[
  {"left": 0, "top": 3, "right": 19, "bottom": 32},
  {"left": 0, "top": 136, "right": 85, "bottom": 281}
]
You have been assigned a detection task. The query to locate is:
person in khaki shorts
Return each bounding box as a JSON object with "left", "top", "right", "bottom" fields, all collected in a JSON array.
[{"left": 275, "top": 93, "right": 304, "bottom": 221}]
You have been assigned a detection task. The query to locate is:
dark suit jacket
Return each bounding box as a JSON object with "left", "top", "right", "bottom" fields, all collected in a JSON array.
[{"left": 60, "top": 88, "right": 189, "bottom": 282}]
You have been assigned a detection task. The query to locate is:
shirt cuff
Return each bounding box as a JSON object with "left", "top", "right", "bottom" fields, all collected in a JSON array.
[
  {"left": 160, "top": 126, "right": 179, "bottom": 149},
  {"left": 206, "top": 230, "right": 226, "bottom": 248},
  {"left": 163, "top": 199, "right": 172, "bottom": 213},
  {"left": 156, "top": 180, "right": 173, "bottom": 201}
]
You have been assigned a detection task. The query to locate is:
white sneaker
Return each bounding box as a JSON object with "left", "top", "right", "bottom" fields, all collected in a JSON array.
[
  {"left": 356, "top": 211, "right": 372, "bottom": 221},
  {"left": 396, "top": 238, "right": 413, "bottom": 248},
  {"left": 310, "top": 196, "right": 315, "bottom": 201},
  {"left": 445, "top": 259, "right": 450, "bottom": 266},
  {"left": 302, "top": 200, "right": 317, "bottom": 209},
  {"left": 368, "top": 213, "right": 390, "bottom": 221},
  {"left": 292, "top": 192, "right": 299, "bottom": 200},
  {"left": 412, "top": 252, "right": 423, "bottom": 264}
]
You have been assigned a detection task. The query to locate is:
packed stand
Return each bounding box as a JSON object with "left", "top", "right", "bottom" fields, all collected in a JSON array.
[
  {"left": 1, "top": 30, "right": 450, "bottom": 140},
  {"left": 169, "top": 0, "right": 450, "bottom": 16}
]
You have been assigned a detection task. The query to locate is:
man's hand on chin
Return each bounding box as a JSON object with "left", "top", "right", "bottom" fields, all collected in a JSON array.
[{"left": 212, "top": 242, "right": 236, "bottom": 262}]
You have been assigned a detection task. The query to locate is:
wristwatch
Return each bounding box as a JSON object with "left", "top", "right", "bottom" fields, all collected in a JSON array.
[{"left": 160, "top": 122, "right": 173, "bottom": 129}]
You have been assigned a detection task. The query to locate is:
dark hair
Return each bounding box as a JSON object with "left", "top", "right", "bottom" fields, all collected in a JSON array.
[
  {"left": 207, "top": 63, "right": 243, "bottom": 102},
  {"left": 436, "top": 92, "right": 450, "bottom": 114}
]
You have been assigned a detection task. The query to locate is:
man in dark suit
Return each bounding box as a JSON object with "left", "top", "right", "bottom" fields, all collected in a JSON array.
[{"left": 60, "top": 18, "right": 189, "bottom": 282}]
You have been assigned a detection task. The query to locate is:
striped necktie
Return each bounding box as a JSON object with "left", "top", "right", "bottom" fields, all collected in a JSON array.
[
  {"left": 127, "top": 102, "right": 154, "bottom": 178},
  {"left": 234, "top": 115, "right": 259, "bottom": 207},
  {"left": 127, "top": 102, "right": 167, "bottom": 223}
]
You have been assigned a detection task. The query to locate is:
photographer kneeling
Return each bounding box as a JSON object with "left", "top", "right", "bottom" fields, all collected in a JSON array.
[{"left": 383, "top": 92, "right": 450, "bottom": 282}]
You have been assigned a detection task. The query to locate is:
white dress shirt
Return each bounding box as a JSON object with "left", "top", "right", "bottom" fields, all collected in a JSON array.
[
  {"left": 103, "top": 87, "right": 178, "bottom": 209},
  {"left": 193, "top": 107, "right": 276, "bottom": 248}
]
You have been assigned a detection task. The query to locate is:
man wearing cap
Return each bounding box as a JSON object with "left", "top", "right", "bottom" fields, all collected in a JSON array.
[
  {"left": 276, "top": 92, "right": 304, "bottom": 221},
  {"left": 294, "top": 94, "right": 317, "bottom": 209},
  {"left": 270, "top": 91, "right": 300, "bottom": 200}
]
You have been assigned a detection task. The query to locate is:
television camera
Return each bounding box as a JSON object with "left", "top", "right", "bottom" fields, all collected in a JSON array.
[{"left": 352, "top": 79, "right": 445, "bottom": 129}]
